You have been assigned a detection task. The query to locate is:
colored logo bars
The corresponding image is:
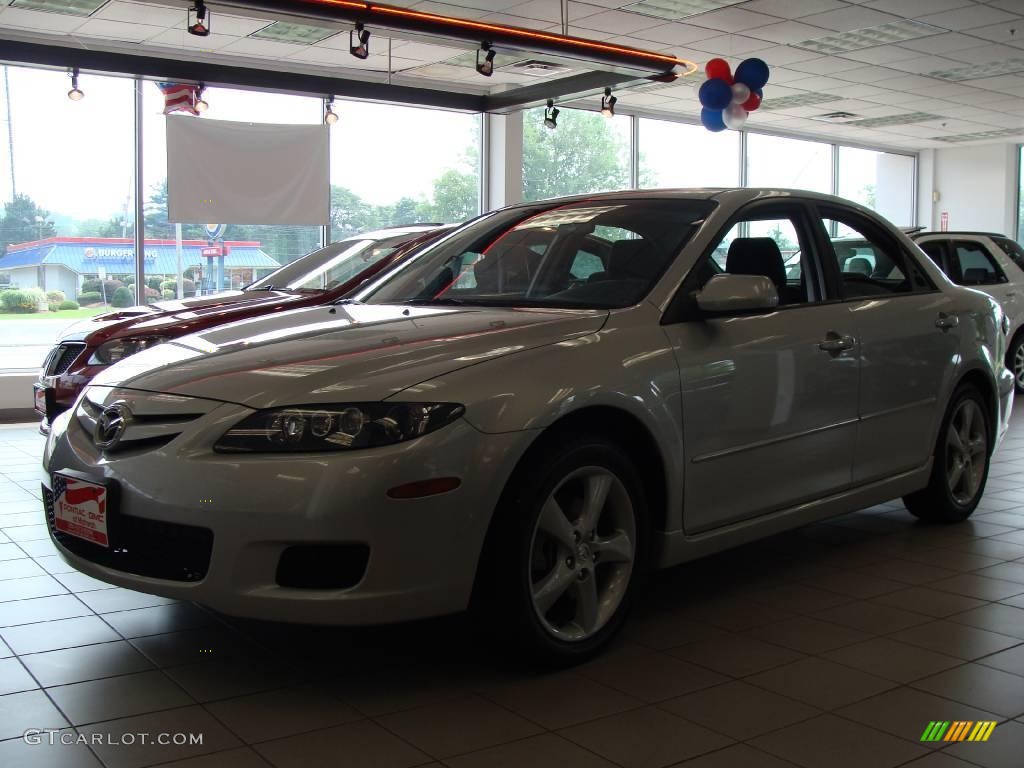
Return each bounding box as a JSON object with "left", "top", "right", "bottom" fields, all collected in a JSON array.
[{"left": 921, "top": 721, "right": 996, "bottom": 743}]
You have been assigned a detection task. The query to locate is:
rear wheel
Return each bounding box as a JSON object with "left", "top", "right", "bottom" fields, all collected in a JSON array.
[
  {"left": 903, "top": 384, "right": 991, "bottom": 523},
  {"left": 475, "top": 435, "right": 648, "bottom": 665},
  {"left": 1008, "top": 332, "right": 1024, "bottom": 394}
]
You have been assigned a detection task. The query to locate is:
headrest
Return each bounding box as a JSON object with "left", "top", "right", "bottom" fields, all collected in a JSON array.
[
  {"left": 725, "top": 237, "right": 786, "bottom": 290},
  {"left": 846, "top": 257, "right": 872, "bottom": 275}
]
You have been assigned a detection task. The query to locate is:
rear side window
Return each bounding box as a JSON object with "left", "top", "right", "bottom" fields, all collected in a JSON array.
[
  {"left": 952, "top": 241, "right": 1005, "bottom": 286},
  {"left": 819, "top": 209, "right": 933, "bottom": 299},
  {"left": 993, "top": 237, "right": 1024, "bottom": 271}
]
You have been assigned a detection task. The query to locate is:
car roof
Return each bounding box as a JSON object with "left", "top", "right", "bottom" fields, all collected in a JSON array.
[
  {"left": 913, "top": 231, "right": 1008, "bottom": 239},
  {"left": 339, "top": 224, "right": 445, "bottom": 242},
  {"left": 501, "top": 188, "right": 869, "bottom": 208}
]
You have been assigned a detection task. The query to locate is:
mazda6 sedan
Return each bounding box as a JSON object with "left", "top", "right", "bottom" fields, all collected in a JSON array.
[{"left": 42, "top": 189, "right": 1014, "bottom": 664}]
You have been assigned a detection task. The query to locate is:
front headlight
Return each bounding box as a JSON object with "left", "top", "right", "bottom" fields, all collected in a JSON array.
[
  {"left": 214, "top": 402, "right": 465, "bottom": 453},
  {"left": 88, "top": 336, "right": 168, "bottom": 365}
]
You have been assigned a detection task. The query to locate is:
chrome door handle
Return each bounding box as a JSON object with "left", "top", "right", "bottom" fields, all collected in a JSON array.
[
  {"left": 819, "top": 333, "right": 855, "bottom": 353},
  {"left": 935, "top": 313, "right": 959, "bottom": 330}
]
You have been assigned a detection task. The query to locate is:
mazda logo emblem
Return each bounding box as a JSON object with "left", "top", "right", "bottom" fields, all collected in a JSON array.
[{"left": 95, "top": 403, "right": 130, "bottom": 449}]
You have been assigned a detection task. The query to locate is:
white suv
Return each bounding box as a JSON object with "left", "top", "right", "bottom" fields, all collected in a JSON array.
[{"left": 914, "top": 232, "right": 1024, "bottom": 392}]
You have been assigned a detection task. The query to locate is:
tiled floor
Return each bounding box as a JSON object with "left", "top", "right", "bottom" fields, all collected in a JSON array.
[{"left": 2, "top": 418, "right": 1024, "bottom": 768}]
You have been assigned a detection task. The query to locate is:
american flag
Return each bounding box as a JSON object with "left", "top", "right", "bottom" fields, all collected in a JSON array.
[
  {"left": 53, "top": 475, "right": 108, "bottom": 546},
  {"left": 157, "top": 82, "right": 200, "bottom": 115}
]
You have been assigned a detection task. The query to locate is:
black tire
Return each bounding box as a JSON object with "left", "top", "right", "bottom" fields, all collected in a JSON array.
[
  {"left": 473, "top": 433, "right": 649, "bottom": 667},
  {"left": 903, "top": 384, "right": 991, "bottom": 523},
  {"left": 1007, "top": 332, "right": 1024, "bottom": 395}
]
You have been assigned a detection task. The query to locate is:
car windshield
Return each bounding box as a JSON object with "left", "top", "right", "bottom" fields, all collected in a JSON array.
[
  {"left": 363, "top": 199, "right": 713, "bottom": 309},
  {"left": 245, "top": 233, "right": 419, "bottom": 292}
]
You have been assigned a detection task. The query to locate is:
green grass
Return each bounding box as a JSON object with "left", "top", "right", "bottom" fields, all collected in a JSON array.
[{"left": 0, "top": 306, "right": 109, "bottom": 320}]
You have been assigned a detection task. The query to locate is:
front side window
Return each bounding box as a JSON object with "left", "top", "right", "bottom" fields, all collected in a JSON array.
[
  {"left": 365, "top": 199, "right": 713, "bottom": 309},
  {"left": 918, "top": 240, "right": 946, "bottom": 272},
  {"left": 952, "top": 242, "right": 1005, "bottom": 286},
  {"left": 820, "top": 210, "right": 932, "bottom": 299}
]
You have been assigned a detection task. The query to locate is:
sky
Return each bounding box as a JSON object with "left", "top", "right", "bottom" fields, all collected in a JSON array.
[{"left": 0, "top": 63, "right": 912, "bottom": 228}]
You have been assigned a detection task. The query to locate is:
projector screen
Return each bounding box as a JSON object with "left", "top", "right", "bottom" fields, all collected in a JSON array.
[{"left": 166, "top": 116, "right": 329, "bottom": 225}]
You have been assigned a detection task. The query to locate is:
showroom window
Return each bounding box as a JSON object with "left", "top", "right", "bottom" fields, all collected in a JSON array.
[
  {"left": 522, "top": 107, "right": 631, "bottom": 202},
  {"left": 0, "top": 65, "right": 136, "bottom": 372},
  {"left": 329, "top": 101, "right": 481, "bottom": 240},
  {"left": 638, "top": 118, "right": 740, "bottom": 188},
  {"left": 746, "top": 133, "right": 832, "bottom": 194},
  {"left": 1018, "top": 145, "right": 1023, "bottom": 241},
  {"left": 142, "top": 84, "right": 323, "bottom": 298},
  {"left": 837, "top": 146, "right": 915, "bottom": 228}
]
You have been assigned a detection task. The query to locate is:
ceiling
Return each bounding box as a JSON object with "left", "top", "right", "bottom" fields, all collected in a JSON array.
[{"left": 0, "top": 0, "right": 1022, "bottom": 152}]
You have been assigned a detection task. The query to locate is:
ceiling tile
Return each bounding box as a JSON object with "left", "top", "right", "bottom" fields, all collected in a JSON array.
[
  {"left": 391, "top": 40, "right": 467, "bottom": 62},
  {"left": 146, "top": 28, "right": 240, "bottom": 50},
  {"left": 210, "top": 14, "right": 275, "bottom": 37},
  {"left": 688, "top": 33, "right": 774, "bottom": 56},
  {"left": 92, "top": 1, "right": 185, "bottom": 27},
  {"left": 916, "top": 5, "right": 1021, "bottom": 31},
  {"left": 633, "top": 22, "right": 721, "bottom": 46},
  {"left": 965, "top": 23, "right": 1024, "bottom": 48},
  {"left": 799, "top": 5, "right": 904, "bottom": 33},
  {"left": 862, "top": 0, "right": 974, "bottom": 18},
  {"left": 503, "top": 0, "right": 564, "bottom": 23},
  {"left": 832, "top": 65, "right": 905, "bottom": 83},
  {"left": 219, "top": 37, "right": 306, "bottom": 58},
  {"left": 740, "top": 0, "right": 847, "bottom": 19},
  {"left": 73, "top": 17, "right": 165, "bottom": 42},
  {"left": 679, "top": 7, "right": 783, "bottom": 33},
  {"left": 836, "top": 45, "right": 923, "bottom": 65},
  {"left": 747, "top": 20, "right": 832, "bottom": 44},
  {"left": 747, "top": 45, "right": 823, "bottom": 65},
  {"left": 945, "top": 44, "right": 1024, "bottom": 65},
  {"left": 477, "top": 12, "right": 557, "bottom": 30},
  {"left": 574, "top": 8, "right": 661, "bottom": 34},
  {"left": 898, "top": 31, "right": 988, "bottom": 54},
  {"left": 0, "top": 7, "right": 86, "bottom": 32}
]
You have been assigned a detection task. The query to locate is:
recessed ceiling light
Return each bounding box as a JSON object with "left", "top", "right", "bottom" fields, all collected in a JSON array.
[
  {"left": 10, "top": 0, "right": 105, "bottom": 16},
  {"left": 812, "top": 112, "right": 861, "bottom": 123},
  {"left": 759, "top": 93, "right": 843, "bottom": 111},
  {"left": 445, "top": 50, "right": 528, "bottom": 71},
  {"left": 933, "top": 127, "right": 1022, "bottom": 142},
  {"left": 927, "top": 58, "right": 1024, "bottom": 81},
  {"left": 794, "top": 20, "right": 945, "bottom": 55},
  {"left": 621, "top": 0, "right": 746, "bottom": 23},
  {"left": 851, "top": 112, "right": 941, "bottom": 128},
  {"left": 250, "top": 21, "right": 336, "bottom": 45}
]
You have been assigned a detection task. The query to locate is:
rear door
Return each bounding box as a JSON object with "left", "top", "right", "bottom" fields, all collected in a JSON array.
[
  {"left": 951, "top": 239, "right": 1018, "bottom": 327},
  {"left": 815, "top": 207, "right": 960, "bottom": 484}
]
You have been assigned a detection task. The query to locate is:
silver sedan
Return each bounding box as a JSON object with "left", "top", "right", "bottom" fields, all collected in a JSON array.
[{"left": 42, "top": 189, "right": 1014, "bottom": 664}]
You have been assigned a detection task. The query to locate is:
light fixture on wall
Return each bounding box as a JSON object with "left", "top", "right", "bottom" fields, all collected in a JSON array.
[
  {"left": 476, "top": 43, "right": 496, "bottom": 77},
  {"left": 600, "top": 87, "right": 616, "bottom": 118},
  {"left": 350, "top": 23, "right": 370, "bottom": 59},
  {"left": 188, "top": 0, "right": 210, "bottom": 37},
  {"left": 543, "top": 99, "right": 559, "bottom": 130},
  {"left": 324, "top": 97, "right": 339, "bottom": 125},
  {"left": 194, "top": 83, "right": 208, "bottom": 113},
  {"left": 67, "top": 67, "right": 84, "bottom": 101}
]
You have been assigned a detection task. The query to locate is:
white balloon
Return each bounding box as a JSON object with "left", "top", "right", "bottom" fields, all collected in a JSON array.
[
  {"left": 723, "top": 103, "right": 748, "bottom": 129},
  {"left": 731, "top": 82, "right": 751, "bottom": 105}
]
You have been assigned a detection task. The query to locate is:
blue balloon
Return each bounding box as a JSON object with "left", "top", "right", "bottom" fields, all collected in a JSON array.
[
  {"left": 701, "top": 107, "right": 726, "bottom": 133},
  {"left": 735, "top": 58, "right": 770, "bottom": 90},
  {"left": 698, "top": 78, "right": 733, "bottom": 111}
]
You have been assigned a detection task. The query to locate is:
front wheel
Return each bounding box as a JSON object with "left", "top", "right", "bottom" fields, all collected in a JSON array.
[
  {"left": 1008, "top": 332, "right": 1024, "bottom": 394},
  {"left": 475, "top": 435, "right": 648, "bottom": 665},
  {"left": 903, "top": 384, "right": 991, "bottom": 523}
]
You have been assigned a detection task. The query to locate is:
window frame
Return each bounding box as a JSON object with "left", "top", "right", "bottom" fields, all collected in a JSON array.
[
  {"left": 662, "top": 199, "right": 827, "bottom": 324},
  {"left": 810, "top": 203, "right": 938, "bottom": 303},
  {"left": 949, "top": 239, "right": 1007, "bottom": 286}
]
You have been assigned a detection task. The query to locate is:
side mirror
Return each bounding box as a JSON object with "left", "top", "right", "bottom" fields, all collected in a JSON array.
[{"left": 696, "top": 273, "right": 779, "bottom": 314}]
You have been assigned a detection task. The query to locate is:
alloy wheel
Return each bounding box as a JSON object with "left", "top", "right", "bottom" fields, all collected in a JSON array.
[
  {"left": 1014, "top": 343, "right": 1024, "bottom": 389},
  {"left": 945, "top": 399, "right": 987, "bottom": 506},
  {"left": 528, "top": 466, "right": 636, "bottom": 642}
]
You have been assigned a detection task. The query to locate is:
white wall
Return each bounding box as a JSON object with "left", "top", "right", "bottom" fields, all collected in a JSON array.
[{"left": 926, "top": 143, "right": 1019, "bottom": 235}]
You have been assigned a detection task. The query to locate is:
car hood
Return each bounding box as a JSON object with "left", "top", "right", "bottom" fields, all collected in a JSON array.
[
  {"left": 90, "top": 303, "right": 608, "bottom": 408},
  {"left": 57, "top": 291, "right": 300, "bottom": 344}
]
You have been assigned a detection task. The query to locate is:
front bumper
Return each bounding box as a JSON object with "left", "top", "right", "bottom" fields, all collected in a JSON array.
[{"left": 42, "top": 388, "right": 533, "bottom": 625}]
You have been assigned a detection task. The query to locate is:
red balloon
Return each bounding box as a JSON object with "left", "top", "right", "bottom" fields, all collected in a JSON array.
[
  {"left": 705, "top": 58, "right": 733, "bottom": 85},
  {"left": 742, "top": 90, "right": 762, "bottom": 111}
]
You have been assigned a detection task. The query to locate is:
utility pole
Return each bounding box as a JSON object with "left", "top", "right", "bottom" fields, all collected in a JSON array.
[{"left": 3, "top": 66, "right": 15, "bottom": 200}]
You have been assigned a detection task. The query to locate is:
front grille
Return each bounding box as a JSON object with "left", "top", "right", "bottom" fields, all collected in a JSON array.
[
  {"left": 44, "top": 485, "right": 214, "bottom": 582},
  {"left": 46, "top": 343, "right": 85, "bottom": 376}
]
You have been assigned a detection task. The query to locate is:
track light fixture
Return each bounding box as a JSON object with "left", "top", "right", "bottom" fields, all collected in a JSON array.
[
  {"left": 543, "top": 99, "right": 559, "bottom": 130},
  {"left": 600, "top": 87, "right": 617, "bottom": 118},
  {"left": 350, "top": 23, "right": 370, "bottom": 59},
  {"left": 67, "top": 67, "right": 83, "bottom": 101},
  {"left": 187, "top": 0, "right": 210, "bottom": 37},
  {"left": 476, "top": 43, "right": 496, "bottom": 77},
  {"left": 324, "top": 97, "right": 339, "bottom": 125},
  {"left": 194, "top": 83, "right": 208, "bottom": 113}
]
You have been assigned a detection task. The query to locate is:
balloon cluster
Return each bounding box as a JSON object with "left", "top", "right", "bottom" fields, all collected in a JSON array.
[{"left": 698, "top": 57, "right": 770, "bottom": 132}]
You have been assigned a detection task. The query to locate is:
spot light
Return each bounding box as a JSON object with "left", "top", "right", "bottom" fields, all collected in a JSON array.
[
  {"left": 350, "top": 23, "right": 370, "bottom": 59},
  {"left": 543, "top": 99, "right": 559, "bottom": 130},
  {"left": 476, "top": 42, "right": 496, "bottom": 77},
  {"left": 194, "top": 83, "right": 208, "bottom": 113},
  {"left": 601, "top": 87, "right": 617, "bottom": 118},
  {"left": 324, "top": 97, "right": 339, "bottom": 125},
  {"left": 188, "top": 0, "right": 210, "bottom": 37},
  {"left": 67, "top": 67, "right": 84, "bottom": 101}
]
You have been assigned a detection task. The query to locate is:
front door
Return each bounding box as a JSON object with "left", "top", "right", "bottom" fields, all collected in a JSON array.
[{"left": 664, "top": 202, "right": 860, "bottom": 533}]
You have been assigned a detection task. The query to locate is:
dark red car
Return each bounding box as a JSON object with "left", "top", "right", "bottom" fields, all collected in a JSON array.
[{"left": 35, "top": 225, "right": 449, "bottom": 430}]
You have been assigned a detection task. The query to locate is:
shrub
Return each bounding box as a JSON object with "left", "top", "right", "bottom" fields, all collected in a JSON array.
[
  {"left": 111, "top": 286, "right": 134, "bottom": 307},
  {"left": 46, "top": 290, "right": 65, "bottom": 305},
  {"left": 1, "top": 288, "right": 44, "bottom": 313},
  {"left": 159, "top": 278, "right": 197, "bottom": 297},
  {"left": 59, "top": 300, "right": 79, "bottom": 310},
  {"left": 82, "top": 279, "right": 124, "bottom": 298},
  {"left": 159, "top": 280, "right": 175, "bottom": 292},
  {"left": 48, "top": 303, "right": 59, "bottom": 313},
  {"left": 162, "top": 289, "right": 175, "bottom": 300},
  {"left": 78, "top": 291, "right": 102, "bottom": 306},
  {"left": 146, "top": 276, "right": 162, "bottom": 290}
]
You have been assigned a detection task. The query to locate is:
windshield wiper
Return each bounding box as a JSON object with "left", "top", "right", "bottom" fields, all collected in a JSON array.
[{"left": 399, "top": 297, "right": 469, "bottom": 306}]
